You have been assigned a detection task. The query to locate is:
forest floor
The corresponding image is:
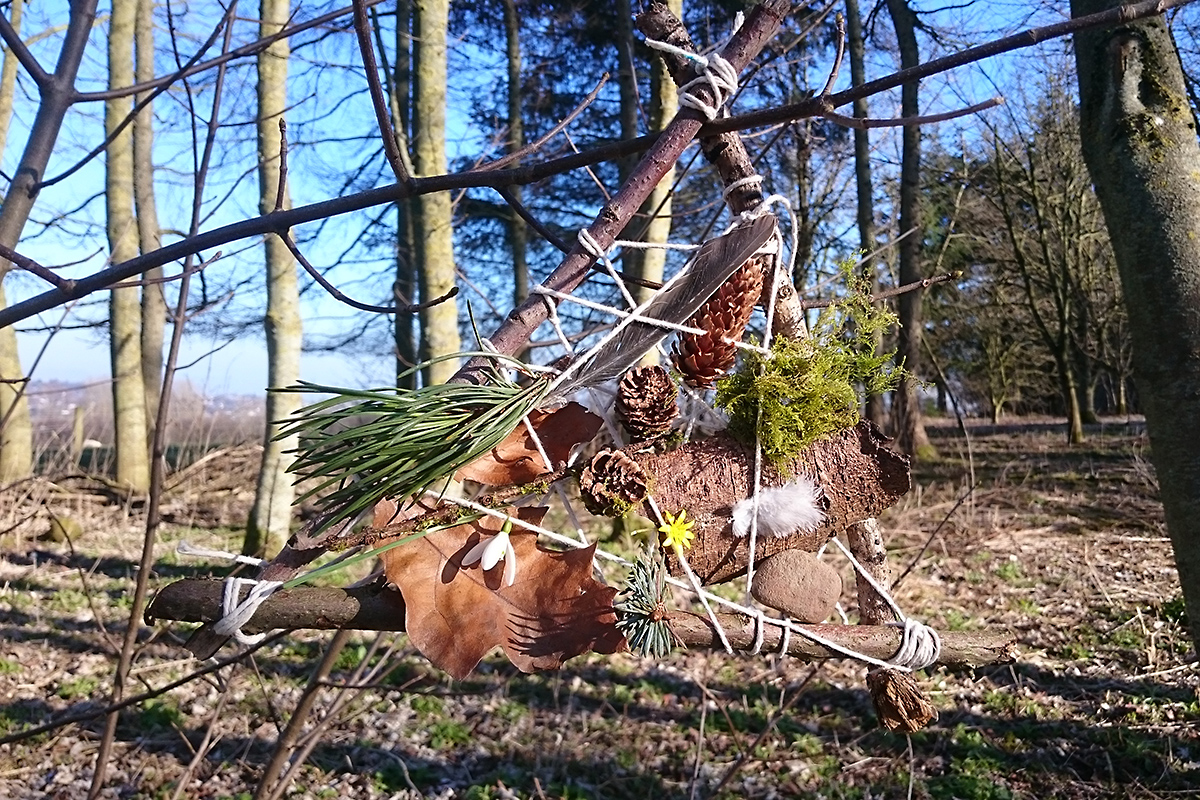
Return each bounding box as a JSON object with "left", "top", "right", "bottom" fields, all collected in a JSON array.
[{"left": 0, "top": 416, "right": 1197, "bottom": 799}]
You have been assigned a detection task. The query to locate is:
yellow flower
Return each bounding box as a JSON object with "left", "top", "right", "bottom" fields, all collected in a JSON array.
[{"left": 658, "top": 510, "right": 695, "bottom": 551}]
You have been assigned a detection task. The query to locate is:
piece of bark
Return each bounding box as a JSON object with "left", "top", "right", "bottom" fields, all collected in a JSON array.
[{"left": 641, "top": 421, "right": 909, "bottom": 584}]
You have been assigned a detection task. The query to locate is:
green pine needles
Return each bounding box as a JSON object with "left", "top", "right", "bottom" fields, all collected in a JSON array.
[
  {"left": 715, "top": 260, "right": 902, "bottom": 467},
  {"left": 614, "top": 554, "right": 676, "bottom": 659},
  {"left": 277, "top": 355, "right": 550, "bottom": 535}
]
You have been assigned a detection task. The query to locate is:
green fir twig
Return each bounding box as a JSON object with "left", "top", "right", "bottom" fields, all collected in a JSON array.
[{"left": 614, "top": 553, "right": 677, "bottom": 658}]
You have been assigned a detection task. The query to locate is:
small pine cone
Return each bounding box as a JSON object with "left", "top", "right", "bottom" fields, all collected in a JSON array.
[
  {"left": 672, "top": 255, "right": 766, "bottom": 388},
  {"left": 616, "top": 365, "right": 678, "bottom": 442},
  {"left": 578, "top": 449, "right": 650, "bottom": 517}
]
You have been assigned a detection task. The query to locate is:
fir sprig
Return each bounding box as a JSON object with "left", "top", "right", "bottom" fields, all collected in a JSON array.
[
  {"left": 276, "top": 354, "right": 550, "bottom": 535},
  {"left": 614, "top": 554, "right": 676, "bottom": 658}
]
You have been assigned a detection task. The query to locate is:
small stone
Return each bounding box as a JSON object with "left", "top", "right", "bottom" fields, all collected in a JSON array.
[{"left": 750, "top": 550, "right": 842, "bottom": 623}]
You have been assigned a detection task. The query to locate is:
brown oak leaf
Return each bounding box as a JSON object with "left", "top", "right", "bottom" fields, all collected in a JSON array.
[
  {"left": 455, "top": 403, "right": 602, "bottom": 486},
  {"left": 377, "top": 507, "right": 625, "bottom": 679}
]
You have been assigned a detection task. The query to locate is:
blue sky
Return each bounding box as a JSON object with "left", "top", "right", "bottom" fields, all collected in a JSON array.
[{"left": 3, "top": 1, "right": 1121, "bottom": 397}]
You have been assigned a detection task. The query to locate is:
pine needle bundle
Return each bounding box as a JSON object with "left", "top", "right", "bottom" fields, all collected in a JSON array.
[{"left": 277, "top": 356, "right": 550, "bottom": 535}]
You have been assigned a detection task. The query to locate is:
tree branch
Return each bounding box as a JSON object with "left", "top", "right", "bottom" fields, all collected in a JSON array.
[
  {"left": 37, "top": 3, "right": 236, "bottom": 191},
  {"left": 145, "top": 578, "right": 1018, "bottom": 668},
  {"left": 73, "top": 0, "right": 386, "bottom": 103},
  {"left": 1, "top": 0, "right": 1184, "bottom": 329},
  {"left": 352, "top": 0, "right": 411, "bottom": 184},
  {"left": 701, "top": 0, "right": 1193, "bottom": 137},
  {"left": 0, "top": 242, "right": 74, "bottom": 292},
  {"left": 0, "top": 6, "right": 48, "bottom": 87}
]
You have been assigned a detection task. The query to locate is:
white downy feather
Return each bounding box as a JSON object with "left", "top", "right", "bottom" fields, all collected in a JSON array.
[{"left": 731, "top": 477, "right": 825, "bottom": 539}]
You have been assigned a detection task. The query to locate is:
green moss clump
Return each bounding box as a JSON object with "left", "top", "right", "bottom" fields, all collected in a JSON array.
[{"left": 715, "top": 262, "right": 901, "bottom": 467}]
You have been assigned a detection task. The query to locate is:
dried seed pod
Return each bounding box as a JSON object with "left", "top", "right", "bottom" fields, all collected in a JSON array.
[
  {"left": 616, "top": 365, "right": 678, "bottom": 442},
  {"left": 578, "top": 449, "right": 650, "bottom": 517},
  {"left": 867, "top": 670, "right": 938, "bottom": 732},
  {"left": 672, "top": 255, "right": 766, "bottom": 388}
]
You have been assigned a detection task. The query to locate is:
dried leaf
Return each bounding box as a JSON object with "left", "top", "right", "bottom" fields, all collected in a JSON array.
[
  {"left": 377, "top": 507, "right": 625, "bottom": 679},
  {"left": 455, "top": 403, "right": 602, "bottom": 486}
]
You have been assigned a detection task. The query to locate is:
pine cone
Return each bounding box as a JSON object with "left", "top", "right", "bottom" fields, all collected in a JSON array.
[
  {"left": 578, "top": 449, "right": 650, "bottom": 517},
  {"left": 672, "top": 255, "right": 766, "bottom": 388},
  {"left": 616, "top": 365, "right": 678, "bottom": 442}
]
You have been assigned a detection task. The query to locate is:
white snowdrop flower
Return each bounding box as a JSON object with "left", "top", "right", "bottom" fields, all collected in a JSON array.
[
  {"left": 731, "top": 477, "right": 825, "bottom": 539},
  {"left": 462, "top": 522, "right": 518, "bottom": 587}
]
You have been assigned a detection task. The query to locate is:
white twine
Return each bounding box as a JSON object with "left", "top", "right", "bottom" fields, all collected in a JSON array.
[
  {"left": 214, "top": 577, "right": 284, "bottom": 645},
  {"left": 827, "top": 536, "right": 942, "bottom": 671},
  {"left": 751, "top": 609, "right": 766, "bottom": 655},
  {"left": 722, "top": 174, "right": 764, "bottom": 199},
  {"left": 644, "top": 12, "right": 743, "bottom": 122},
  {"left": 176, "top": 542, "right": 358, "bottom": 650},
  {"left": 778, "top": 616, "right": 792, "bottom": 656},
  {"left": 578, "top": 228, "right": 638, "bottom": 310},
  {"left": 176, "top": 542, "right": 267, "bottom": 568}
]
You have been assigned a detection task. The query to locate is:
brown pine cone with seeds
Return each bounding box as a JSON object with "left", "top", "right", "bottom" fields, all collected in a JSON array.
[
  {"left": 578, "top": 450, "right": 650, "bottom": 517},
  {"left": 672, "top": 255, "right": 765, "bottom": 388},
  {"left": 617, "top": 365, "right": 678, "bottom": 442}
]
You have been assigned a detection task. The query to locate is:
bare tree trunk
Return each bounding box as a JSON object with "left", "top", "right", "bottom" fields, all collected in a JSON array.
[
  {"left": 502, "top": 0, "right": 529, "bottom": 312},
  {"left": 134, "top": 0, "right": 165, "bottom": 433},
  {"left": 846, "top": 0, "right": 886, "bottom": 426},
  {"left": 1073, "top": 0, "right": 1200, "bottom": 650},
  {"left": 392, "top": 0, "right": 418, "bottom": 388},
  {"left": 413, "top": 0, "right": 459, "bottom": 385},
  {"left": 244, "top": 0, "right": 300, "bottom": 557},
  {"left": 615, "top": 0, "right": 640, "bottom": 185},
  {"left": 0, "top": 0, "right": 95, "bottom": 481},
  {"left": 0, "top": 0, "right": 23, "bottom": 157},
  {"left": 631, "top": 0, "right": 679, "bottom": 351},
  {"left": 885, "top": 0, "right": 935, "bottom": 460},
  {"left": 107, "top": 0, "right": 150, "bottom": 491}
]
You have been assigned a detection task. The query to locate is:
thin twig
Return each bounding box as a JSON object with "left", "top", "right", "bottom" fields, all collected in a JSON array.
[
  {"left": 352, "top": 0, "right": 410, "bottom": 183},
  {"left": 0, "top": 7, "right": 48, "bottom": 86},
  {"left": 479, "top": 74, "right": 610, "bottom": 172},
  {"left": 801, "top": 270, "right": 960, "bottom": 309},
  {"left": 74, "top": 0, "right": 387, "bottom": 102},
  {"left": 893, "top": 481, "right": 979, "bottom": 590},
  {"left": 0, "top": 242, "right": 74, "bottom": 292},
  {"left": 825, "top": 97, "right": 1004, "bottom": 129},
  {"left": 253, "top": 629, "right": 351, "bottom": 800},
  {"left": 38, "top": 4, "right": 236, "bottom": 192},
  {"left": 0, "top": 632, "right": 284, "bottom": 747},
  {"left": 89, "top": 9, "right": 238, "bottom": 795},
  {"left": 819, "top": 13, "right": 846, "bottom": 98},
  {"left": 702, "top": 0, "right": 1190, "bottom": 137},
  {"left": 497, "top": 185, "right": 569, "bottom": 252},
  {"left": 278, "top": 230, "right": 458, "bottom": 314},
  {"left": 710, "top": 668, "right": 821, "bottom": 795}
]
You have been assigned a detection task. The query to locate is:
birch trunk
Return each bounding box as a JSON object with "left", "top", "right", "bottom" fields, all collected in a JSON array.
[
  {"left": 134, "top": 0, "right": 165, "bottom": 432},
  {"left": 107, "top": 0, "right": 150, "bottom": 491},
  {"left": 244, "top": 0, "right": 300, "bottom": 556},
  {"left": 412, "top": 0, "right": 459, "bottom": 386}
]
